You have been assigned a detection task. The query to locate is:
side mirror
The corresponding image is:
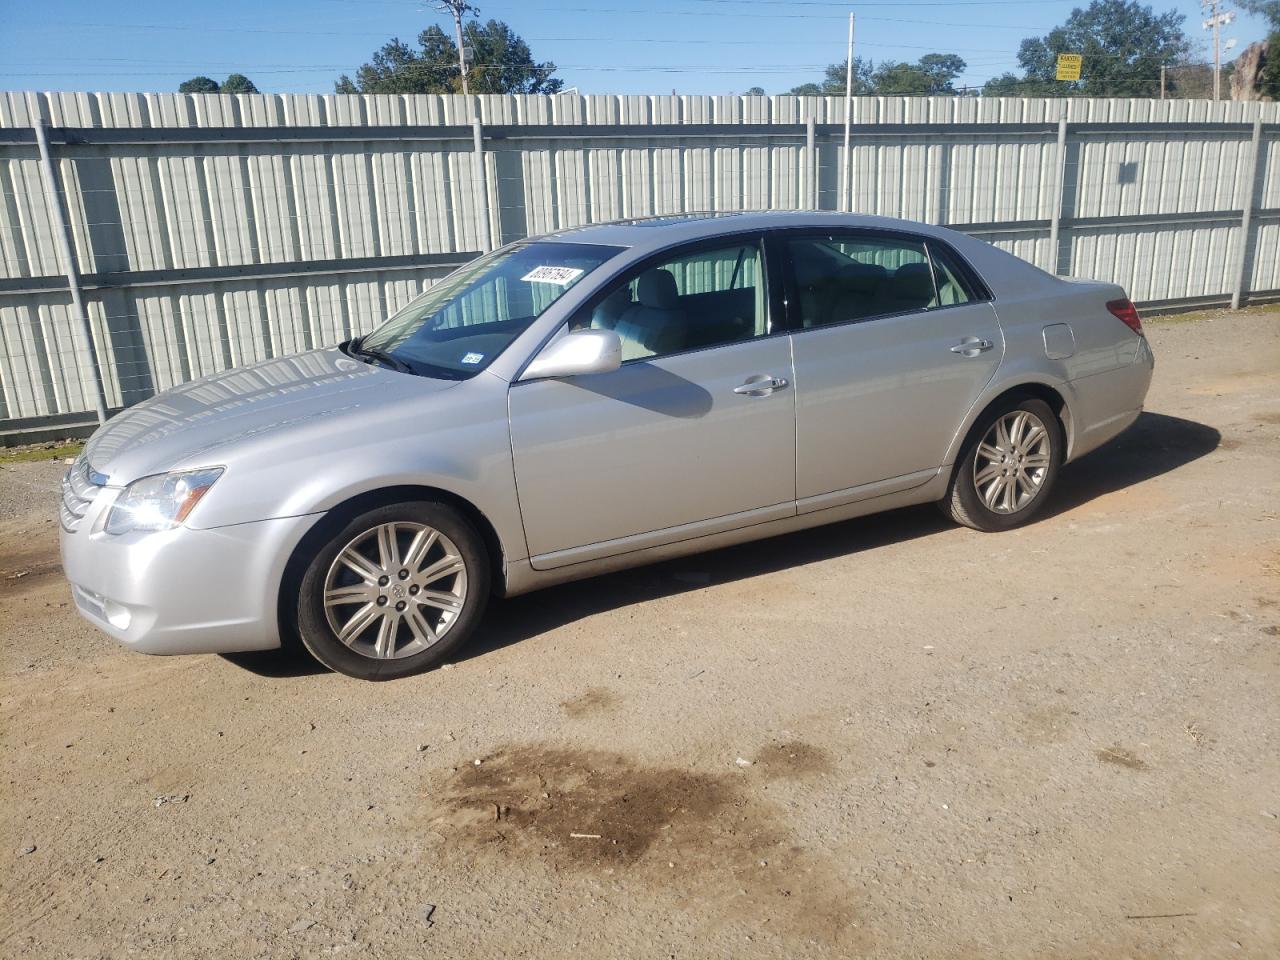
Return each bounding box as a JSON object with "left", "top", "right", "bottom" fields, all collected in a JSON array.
[{"left": 521, "top": 329, "right": 622, "bottom": 381}]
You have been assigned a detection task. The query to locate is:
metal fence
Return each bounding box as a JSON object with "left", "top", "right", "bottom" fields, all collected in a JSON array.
[{"left": 1, "top": 90, "right": 1278, "bottom": 439}]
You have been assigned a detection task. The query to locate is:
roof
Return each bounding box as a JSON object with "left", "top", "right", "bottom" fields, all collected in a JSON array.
[{"left": 541, "top": 210, "right": 963, "bottom": 252}]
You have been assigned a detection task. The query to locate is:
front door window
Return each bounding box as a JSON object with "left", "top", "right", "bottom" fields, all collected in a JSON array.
[{"left": 572, "top": 241, "right": 768, "bottom": 361}]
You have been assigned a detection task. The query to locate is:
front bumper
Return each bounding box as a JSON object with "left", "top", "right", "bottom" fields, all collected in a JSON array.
[{"left": 59, "top": 494, "right": 321, "bottom": 655}]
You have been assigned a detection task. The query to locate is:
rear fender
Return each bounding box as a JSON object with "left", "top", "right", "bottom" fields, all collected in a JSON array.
[{"left": 941, "top": 372, "right": 1079, "bottom": 467}]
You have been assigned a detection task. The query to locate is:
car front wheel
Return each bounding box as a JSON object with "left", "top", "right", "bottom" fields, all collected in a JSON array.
[
  {"left": 294, "top": 501, "right": 490, "bottom": 680},
  {"left": 943, "top": 397, "right": 1063, "bottom": 532}
]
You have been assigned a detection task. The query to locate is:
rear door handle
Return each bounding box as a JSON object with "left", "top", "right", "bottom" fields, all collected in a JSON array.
[
  {"left": 950, "top": 337, "right": 994, "bottom": 355},
  {"left": 734, "top": 375, "right": 789, "bottom": 396}
]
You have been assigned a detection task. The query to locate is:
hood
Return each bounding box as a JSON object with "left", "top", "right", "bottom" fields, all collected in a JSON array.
[{"left": 85, "top": 349, "right": 457, "bottom": 484}]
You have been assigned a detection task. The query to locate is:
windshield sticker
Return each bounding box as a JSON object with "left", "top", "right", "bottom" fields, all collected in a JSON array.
[
  {"left": 521, "top": 265, "right": 585, "bottom": 286},
  {"left": 460, "top": 352, "right": 485, "bottom": 365}
]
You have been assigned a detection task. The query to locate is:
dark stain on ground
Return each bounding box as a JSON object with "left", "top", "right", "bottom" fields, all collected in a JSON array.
[
  {"left": 1020, "top": 705, "right": 1075, "bottom": 745},
  {"left": 753, "top": 740, "right": 834, "bottom": 779},
  {"left": 0, "top": 540, "right": 63, "bottom": 600},
  {"left": 1255, "top": 411, "right": 1280, "bottom": 425},
  {"left": 423, "top": 744, "right": 865, "bottom": 949},
  {"left": 430, "top": 746, "right": 741, "bottom": 867},
  {"left": 1096, "top": 746, "right": 1146, "bottom": 770},
  {"left": 560, "top": 687, "right": 618, "bottom": 719}
]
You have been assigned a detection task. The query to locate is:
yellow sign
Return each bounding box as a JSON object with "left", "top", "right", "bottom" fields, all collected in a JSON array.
[{"left": 1056, "top": 53, "right": 1083, "bottom": 81}]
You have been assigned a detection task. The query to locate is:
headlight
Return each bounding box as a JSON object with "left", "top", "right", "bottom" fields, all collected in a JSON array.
[{"left": 104, "top": 468, "right": 224, "bottom": 535}]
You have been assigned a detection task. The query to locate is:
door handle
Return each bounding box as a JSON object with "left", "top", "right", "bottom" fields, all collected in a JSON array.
[
  {"left": 950, "top": 338, "right": 994, "bottom": 355},
  {"left": 733, "top": 375, "right": 789, "bottom": 396}
]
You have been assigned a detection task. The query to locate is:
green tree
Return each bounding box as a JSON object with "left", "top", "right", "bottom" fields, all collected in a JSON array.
[
  {"left": 1238, "top": 1, "right": 1280, "bottom": 101},
  {"left": 918, "top": 53, "right": 967, "bottom": 92},
  {"left": 179, "top": 76, "right": 220, "bottom": 94},
  {"left": 466, "top": 19, "right": 563, "bottom": 94},
  {"left": 822, "top": 57, "right": 875, "bottom": 94},
  {"left": 783, "top": 58, "right": 872, "bottom": 95},
  {"left": 1237, "top": 1, "right": 1280, "bottom": 27},
  {"left": 871, "top": 53, "right": 967, "bottom": 95},
  {"left": 336, "top": 19, "right": 562, "bottom": 94},
  {"left": 987, "top": 0, "right": 1191, "bottom": 98},
  {"left": 788, "top": 55, "right": 963, "bottom": 96},
  {"left": 981, "top": 72, "right": 1025, "bottom": 96},
  {"left": 221, "top": 73, "right": 259, "bottom": 94},
  {"left": 1261, "top": 34, "right": 1280, "bottom": 99},
  {"left": 745, "top": 86, "right": 766, "bottom": 96}
]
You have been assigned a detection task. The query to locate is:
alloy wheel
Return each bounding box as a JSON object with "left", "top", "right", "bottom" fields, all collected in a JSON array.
[
  {"left": 322, "top": 521, "right": 468, "bottom": 660},
  {"left": 972, "top": 410, "right": 1053, "bottom": 515}
]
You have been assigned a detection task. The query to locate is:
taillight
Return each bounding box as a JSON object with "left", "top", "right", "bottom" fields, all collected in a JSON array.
[{"left": 1106, "top": 298, "right": 1144, "bottom": 336}]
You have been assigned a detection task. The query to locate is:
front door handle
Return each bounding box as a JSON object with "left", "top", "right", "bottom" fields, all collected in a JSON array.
[
  {"left": 733, "top": 374, "right": 789, "bottom": 396},
  {"left": 950, "top": 337, "right": 994, "bottom": 356}
]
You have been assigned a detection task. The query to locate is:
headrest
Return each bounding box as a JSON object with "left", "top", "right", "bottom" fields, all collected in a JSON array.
[
  {"left": 637, "top": 269, "right": 679, "bottom": 309},
  {"left": 592, "top": 285, "right": 632, "bottom": 327},
  {"left": 839, "top": 262, "right": 887, "bottom": 294},
  {"left": 891, "top": 262, "right": 935, "bottom": 301}
]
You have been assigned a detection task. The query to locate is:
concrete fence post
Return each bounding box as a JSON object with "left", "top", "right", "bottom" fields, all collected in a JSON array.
[
  {"left": 1231, "top": 118, "right": 1264, "bottom": 310},
  {"left": 1047, "top": 109, "right": 1070, "bottom": 277},
  {"left": 472, "top": 118, "right": 493, "bottom": 254},
  {"left": 32, "top": 114, "right": 108, "bottom": 425},
  {"left": 805, "top": 115, "right": 817, "bottom": 210}
]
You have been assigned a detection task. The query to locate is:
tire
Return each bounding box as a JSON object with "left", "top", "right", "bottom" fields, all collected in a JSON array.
[
  {"left": 294, "top": 501, "right": 490, "bottom": 680},
  {"left": 942, "top": 396, "right": 1063, "bottom": 532}
]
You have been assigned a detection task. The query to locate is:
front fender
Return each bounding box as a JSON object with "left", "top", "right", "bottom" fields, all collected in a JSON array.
[{"left": 185, "top": 373, "right": 530, "bottom": 564}]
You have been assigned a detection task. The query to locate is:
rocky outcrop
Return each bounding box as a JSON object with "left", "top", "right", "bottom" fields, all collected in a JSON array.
[{"left": 1230, "top": 39, "right": 1269, "bottom": 101}]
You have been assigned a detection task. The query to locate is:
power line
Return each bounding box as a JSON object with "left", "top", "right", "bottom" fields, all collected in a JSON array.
[
  {"left": 315, "top": 0, "right": 1065, "bottom": 18},
  {"left": 6, "top": 16, "right": 1059, "bottom": 36}
]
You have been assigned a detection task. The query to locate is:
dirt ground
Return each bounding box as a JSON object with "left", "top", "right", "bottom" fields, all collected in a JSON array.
[{"left": 1, "top": 308, "right": 1277, "bottom": 960}]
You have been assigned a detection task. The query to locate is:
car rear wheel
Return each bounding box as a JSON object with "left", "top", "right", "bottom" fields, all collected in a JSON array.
[
  {"left": 943, "top": 397, "right": 1062, "bottom": 532},
  {"left": 295, "top": 501, "right": 489, "bottom": 680}
]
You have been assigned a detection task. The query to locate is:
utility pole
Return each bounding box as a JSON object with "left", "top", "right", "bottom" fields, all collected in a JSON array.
[
  {"left": 437, "top": 0, "right": 476, "bottom": 95},
  {"left": 1202, "top": 0, "right": 1236, "bottom": 101},
  {"left": 1212, "top": 0, "right": 1221, "bottom": 101},
  {"left": 1160, "top": 64, "right": 1167, "bottom": 99},
  {"left": 842, "top": 12, "right": 855, "bottom": 212}
]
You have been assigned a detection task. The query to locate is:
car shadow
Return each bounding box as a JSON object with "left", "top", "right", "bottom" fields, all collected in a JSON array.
[
  {"left": 223, "top": 410, "right": 1218, "bottom": 679},
  {"left": 219, "top": 646, "right": 331, "bottom": 678},
  {"left": 1042, "top": 411, "right": 1221, "bottom": 518}
]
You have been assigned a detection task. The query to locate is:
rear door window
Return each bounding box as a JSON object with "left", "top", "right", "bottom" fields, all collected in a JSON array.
[
  {"left": 927, "top": 245, "right": 977, "bottom": 306},
  {"left": 784, "top": 233, "right": 972, "bottom": 329}
]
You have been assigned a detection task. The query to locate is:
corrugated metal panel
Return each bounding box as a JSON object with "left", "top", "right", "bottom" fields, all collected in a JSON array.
[
  {"left": 1071, "top": 132, "right": 1252, "bottom": 219},
  {"left": 1072, "top": 222, "right": 1241, "bottom": 302},
  {"left": 1260, "top": 136, "right": 1280, "bottom": 209},
  {"left": 1250, "top": 221, "right": 1280, "bottom": 293},
  {"left": 1, "top": 91, "right": 1278, "bottom": 425}
]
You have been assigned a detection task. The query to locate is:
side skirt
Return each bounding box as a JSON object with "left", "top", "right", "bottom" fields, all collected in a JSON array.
[{"left": 502, "top": 470, "right": 948, "bottom": 598}]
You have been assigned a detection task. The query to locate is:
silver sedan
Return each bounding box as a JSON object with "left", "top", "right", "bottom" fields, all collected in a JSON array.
[{"left": 59, "top": 212, "right": 1153, "bottom": 680}]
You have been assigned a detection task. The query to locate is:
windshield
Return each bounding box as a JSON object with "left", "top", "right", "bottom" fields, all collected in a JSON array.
[{"left": 357, "top": 240, "right": 624, "bottom": 379}]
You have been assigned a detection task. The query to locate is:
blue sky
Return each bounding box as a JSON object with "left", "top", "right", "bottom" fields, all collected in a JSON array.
[{"left": 0, "top": 0, "right": 1272, "bottom": 96}]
